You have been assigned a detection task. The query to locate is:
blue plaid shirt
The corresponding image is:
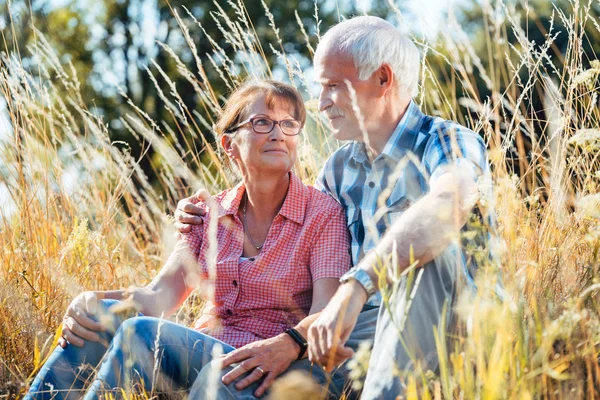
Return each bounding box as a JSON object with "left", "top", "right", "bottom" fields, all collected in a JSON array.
[{"left": 315, "top": 101, "right": 496, "bottom": 305}]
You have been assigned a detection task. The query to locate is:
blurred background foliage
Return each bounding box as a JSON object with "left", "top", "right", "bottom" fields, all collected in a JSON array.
[
  {"left": 2, "top": 0, "right": 600, "bottom": 397},
  {"left": 3, "top": 0, "right": 599, "bottom": 195},
  {"left": 1, "top": 0, "right": 388, "bottom": 189}
]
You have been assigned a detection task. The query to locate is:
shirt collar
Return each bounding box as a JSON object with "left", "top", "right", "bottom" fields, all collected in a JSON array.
[
  {"left": 351, "top": 100, "right": 425, "bottom": 164},
  {"left": 217, "top": 172, "right": 306, "bottom": 225}
]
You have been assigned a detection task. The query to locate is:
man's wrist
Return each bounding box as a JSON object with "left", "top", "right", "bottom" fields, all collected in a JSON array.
[
  {"left": 340, "top": 278, "right": 370, "bottom": 305},
  {"left": 339, "top": 267, "right": 377, "bottom": 299}
]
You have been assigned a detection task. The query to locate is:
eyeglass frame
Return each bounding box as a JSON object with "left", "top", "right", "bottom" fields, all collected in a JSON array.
[{"left": 225, "top": 116, "right": 302, "bottom": 136}]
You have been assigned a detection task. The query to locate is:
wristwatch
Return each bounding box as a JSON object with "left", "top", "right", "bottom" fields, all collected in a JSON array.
[
  {"left": 284, "top": 328, "right": 308, "bottom": 359},
  {"left": 339, "top": 267, "right": 376, "bottom": 297}
]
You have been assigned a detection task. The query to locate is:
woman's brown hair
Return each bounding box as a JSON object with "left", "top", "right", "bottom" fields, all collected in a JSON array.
[{"left": 214, "top": 80, "right": 306, "bottom": 137}]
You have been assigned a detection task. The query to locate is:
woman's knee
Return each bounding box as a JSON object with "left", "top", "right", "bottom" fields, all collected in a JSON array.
[{"left": 113, "top": 316, "right": 163, "bottom": 350}]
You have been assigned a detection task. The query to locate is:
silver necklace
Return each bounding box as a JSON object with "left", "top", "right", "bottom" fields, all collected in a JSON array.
[{"left": 242, "top": 194, "right": 263, "bottom": 251}]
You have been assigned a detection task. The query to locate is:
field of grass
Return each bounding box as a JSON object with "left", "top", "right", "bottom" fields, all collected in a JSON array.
[{"left": 1, "top": 0, "right": 600, "bottom": 398}]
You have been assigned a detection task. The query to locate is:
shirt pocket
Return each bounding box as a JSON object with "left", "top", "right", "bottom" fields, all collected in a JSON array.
[{"left": 383, "top": 181, "right": 412, "bottom": 229}]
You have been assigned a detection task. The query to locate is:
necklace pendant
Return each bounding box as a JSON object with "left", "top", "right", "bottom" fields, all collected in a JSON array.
[{"left": 255, "top": 245, "right": 262, "bottom": 250}]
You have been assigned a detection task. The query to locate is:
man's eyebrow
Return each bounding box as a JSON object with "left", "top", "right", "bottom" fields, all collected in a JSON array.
[{"left": 314, "top": 77, "right": 332, "bottom": 84}]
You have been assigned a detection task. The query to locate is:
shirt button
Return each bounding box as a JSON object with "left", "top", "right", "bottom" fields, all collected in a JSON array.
[
  {"left": 249, "top": 257, "right": 255, "bottom": 262},
  {"left": 226, "top": 309, "right": 232, "bottom": 315},
  {"left": 368, "top": 181, "right": 375, "bottom": 188},
  {"left": 232, "top": 280, "right": 238, "bottom": 287}
]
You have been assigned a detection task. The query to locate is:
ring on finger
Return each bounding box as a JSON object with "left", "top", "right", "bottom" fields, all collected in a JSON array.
[{"left": 255, "top": 366, "right": 265, "bottom": 376}]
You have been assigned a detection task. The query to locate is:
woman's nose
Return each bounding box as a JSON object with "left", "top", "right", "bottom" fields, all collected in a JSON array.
[{"left": 269, "top": 123, "right": 285, "bottom": 140}]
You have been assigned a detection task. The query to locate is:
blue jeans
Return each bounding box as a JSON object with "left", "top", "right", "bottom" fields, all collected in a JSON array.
[
  {"left": 25, "top": 300, "right": 235, "bottom": 399},
  {"left": 189, "top": 307, "right": 380, "bottom": 399},
  {"left": 361, "top": 257, "right": 457, "bottom": 399}
]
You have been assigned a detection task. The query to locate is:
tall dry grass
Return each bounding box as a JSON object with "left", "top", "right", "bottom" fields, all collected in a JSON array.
[{"left": 0, "top": 0, "right": 599, "bottom": 398}]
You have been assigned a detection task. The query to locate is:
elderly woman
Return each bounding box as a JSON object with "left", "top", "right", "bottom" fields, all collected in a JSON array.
[{"left": 26, "top": 80, "right": 351, "bottom": 399}]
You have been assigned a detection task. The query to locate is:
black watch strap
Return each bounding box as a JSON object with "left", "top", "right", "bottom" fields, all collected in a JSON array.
[{"left": 285, "top": 328, "right": 308, "bottom": 360}]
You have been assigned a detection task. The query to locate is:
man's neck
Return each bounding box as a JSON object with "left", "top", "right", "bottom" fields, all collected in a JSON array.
[{"left": 364, "top": 97, "right": 412, "bottom": 159}]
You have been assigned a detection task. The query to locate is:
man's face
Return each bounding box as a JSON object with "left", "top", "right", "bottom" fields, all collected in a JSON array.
[{"left": 314, "top": 47, "right": 379, "bottom": 142}]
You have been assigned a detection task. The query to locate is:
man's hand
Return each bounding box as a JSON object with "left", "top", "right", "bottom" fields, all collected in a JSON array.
[
  {"left": 59, "top": 292, "right": 106, "bottom": 348},
  {"left": 307, "top": 281, "right": 368, "bottom": 371},
  {"left": 220, "top": 333, "right": 300, "bottom": 397},
  {"left": 174, "top": 189, "right": 210, "bottom": 233}
]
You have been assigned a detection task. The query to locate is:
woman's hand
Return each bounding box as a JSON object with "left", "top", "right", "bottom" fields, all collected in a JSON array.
[
  {"left": 174, "top": 189, "right": 210, "bottom": 233},
  {"left": 220, "top": 334, "right": 301, "bottom": 397},
  {"left": 59, "top": 291, "right": 106, "bottom": 348}
]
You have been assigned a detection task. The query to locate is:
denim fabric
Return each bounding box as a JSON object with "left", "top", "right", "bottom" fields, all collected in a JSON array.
[
  {"left": 25, "top": 299, "right": 234, "bottom": 399},
  {"left": 188, "top": 307, "right": 379, "bottom": 400},
  {"left": 360, "top": 256, "right": 457, "bottom": 400}
]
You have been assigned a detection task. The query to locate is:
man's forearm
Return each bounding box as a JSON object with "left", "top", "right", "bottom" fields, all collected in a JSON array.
[{"left": 358, "top": 174, "right": 472, "bottom": 291}]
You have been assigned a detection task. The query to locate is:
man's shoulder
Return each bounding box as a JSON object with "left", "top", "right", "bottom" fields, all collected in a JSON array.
[
  {"left": 316, "top": 142, "right": 358, "bottom": 196},
  {"left": 324, "top": 141, "right": 357, "bottom": 166},
  {"left": 421, "top": 113, "right": 482, "bottom": 142}
]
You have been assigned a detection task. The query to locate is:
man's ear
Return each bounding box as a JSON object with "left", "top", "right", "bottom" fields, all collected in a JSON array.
[
  {"left": 377, "top": 63, "right": 394, "bottom": 94},
  {"left": 221, "top": 134, "right": 236, "bottom": 159}
]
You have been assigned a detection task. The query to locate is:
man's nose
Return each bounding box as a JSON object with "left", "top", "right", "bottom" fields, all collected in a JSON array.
[{"left": 318, "top": 91, "right": 332, "bottom": 112}]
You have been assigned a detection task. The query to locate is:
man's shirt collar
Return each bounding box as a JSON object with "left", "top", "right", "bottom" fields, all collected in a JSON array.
[{"left": 351, "top": 100, "right": 425, "bottom": 164}]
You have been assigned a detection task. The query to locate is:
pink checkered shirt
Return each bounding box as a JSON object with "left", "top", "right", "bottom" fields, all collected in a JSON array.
[{"left": 179, "top": 173, "right": 351, "bottom": 348}]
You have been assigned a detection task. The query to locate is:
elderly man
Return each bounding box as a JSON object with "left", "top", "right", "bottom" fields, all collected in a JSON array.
[
  {"left": 178, "top": 16, "right": 494, "bottom": 399},
  {"left": 305, "top": 16, "right": 495, "bottom": 399}
]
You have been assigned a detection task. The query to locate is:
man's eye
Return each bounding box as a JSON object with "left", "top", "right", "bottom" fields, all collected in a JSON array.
[{"left": 328, "top": 84, "right": 337, "bottom": 89}]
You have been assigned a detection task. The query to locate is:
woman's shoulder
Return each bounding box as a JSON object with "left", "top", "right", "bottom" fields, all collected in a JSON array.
[
  {"left": 201, "top": 185, "right": 243, "bottom": 216},
  {"left": 301, "top": 182, "right": 344, "bottom": 215}
]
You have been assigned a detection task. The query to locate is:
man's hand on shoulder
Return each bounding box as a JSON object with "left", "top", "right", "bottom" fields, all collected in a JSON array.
[{"left": 174, "top": 189, "right": 211, "bottom": 233}]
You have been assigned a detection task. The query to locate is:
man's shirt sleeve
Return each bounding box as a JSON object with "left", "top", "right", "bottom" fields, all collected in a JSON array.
[{"left": 424, "top": 125, "right": 489, "bottom": 187}]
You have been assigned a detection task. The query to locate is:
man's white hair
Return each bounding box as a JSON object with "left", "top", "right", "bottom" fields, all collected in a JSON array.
[{"left": 318, "top": 16, "right": 420, "bottom": 98}]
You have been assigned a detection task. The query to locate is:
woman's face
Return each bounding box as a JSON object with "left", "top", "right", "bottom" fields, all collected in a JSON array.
[{"left": 222, "top": 93, "right": 300, "bottom": 177}]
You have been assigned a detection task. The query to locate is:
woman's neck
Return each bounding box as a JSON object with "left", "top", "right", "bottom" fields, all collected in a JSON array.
[{"left": 242, "top": 172, "right": 290, "bottom": 223}]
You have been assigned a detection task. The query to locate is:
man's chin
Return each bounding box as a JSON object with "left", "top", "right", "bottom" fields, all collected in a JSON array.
[{"left": 331, "top": 128, "right": 360, "bottom": 142}]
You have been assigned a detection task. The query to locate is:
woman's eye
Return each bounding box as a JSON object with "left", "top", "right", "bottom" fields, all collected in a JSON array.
[
  {"left": 281, "top": 120, "right": 295, "bottom": 129},
  {"left": 254, "top": 118, "right": 271, "bottom": 126}
]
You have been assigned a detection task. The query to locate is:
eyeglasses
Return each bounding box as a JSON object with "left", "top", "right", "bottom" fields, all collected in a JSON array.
[{"left": 227, "top": 117, "right": 302, "bottom": 136}]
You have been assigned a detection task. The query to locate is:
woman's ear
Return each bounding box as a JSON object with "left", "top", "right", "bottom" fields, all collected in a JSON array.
[{"left": 221, "top": 134, "right": 236, "bottom": 160}]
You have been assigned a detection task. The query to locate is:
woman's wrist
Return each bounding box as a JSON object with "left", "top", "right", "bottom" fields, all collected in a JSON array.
[{"left": 279, "top": 331, "right": 304, "bottom": 359}]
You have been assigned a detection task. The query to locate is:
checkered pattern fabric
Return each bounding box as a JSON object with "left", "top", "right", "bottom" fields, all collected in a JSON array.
[
  {"left": 315, "top": 100, "right": 495, "bottom": 304},
  {"left": 179, "top": 173, "right": 351, "bottom": 348}
]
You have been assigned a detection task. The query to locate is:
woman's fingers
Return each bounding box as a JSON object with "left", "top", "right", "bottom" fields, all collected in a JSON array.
[
  {"left": 222, "top": 360, "right": 257, "bottom": 385},
  {"left": 61, "top": 326, "right": 84, "bottom": 347},
  {"left": 67, "top": 306, "right": 104, "bottom": 332},
  {"left": 254, "top": 372, "right": 276, "bottom": 397},
  {"left": 220, "top": 348, "right": 248, "bottom": 368},
  {"left": 65, "top": 317, "right": 101, "bottom": 343},
  {"left": 233, "top": 367, "right": 266, "bottom": 391}
]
